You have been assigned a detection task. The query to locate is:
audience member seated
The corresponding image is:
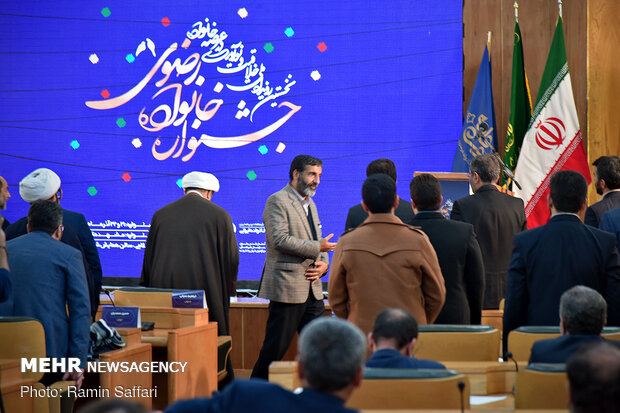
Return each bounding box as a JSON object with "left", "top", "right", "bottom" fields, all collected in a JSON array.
[
  {"left": 529, "top": 286, "right": 618, "bottom": 364},
  {"left": 2, "top": 200, "right": 90, "bottom": 387},
  {"left": 0, "top": 218, "right": 10, "bottom": 302},
  {"left": 600, "top": 207, "right": 620, "bottom": 251},
  {"left": 165, "top": 317, "right": 366, "bottom": 413},
  {"left": 366, "top": 308, "right": 445, "bottom": 370},
  {"left": 567, "top": 341, "right": 620, "bottom": 413},
  {"left": 503, "top": 170, "right": 620, "bottom": 355}
]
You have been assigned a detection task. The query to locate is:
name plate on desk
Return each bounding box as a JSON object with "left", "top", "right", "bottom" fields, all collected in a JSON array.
[
  {"left": 102, "top": 306, "right": 141, "bottom": 328},
  {"left": 172, "top": 290, "right": 207, "bottom": 308}
]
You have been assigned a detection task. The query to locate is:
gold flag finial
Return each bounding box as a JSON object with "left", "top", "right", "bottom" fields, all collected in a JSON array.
[
  {"left": 487, "top": 31, "right": 492, "bottom": 49},
  {"left": 514, "top": 2, "right": 519, "bottom": 22},
  {"left": 558, "top": 0, "right": 563, "bottom": 18}
]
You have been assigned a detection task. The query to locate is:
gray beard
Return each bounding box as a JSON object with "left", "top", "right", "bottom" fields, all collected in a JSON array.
[{"left": 297, "top": 181, "right": 316, "bottom": 197}]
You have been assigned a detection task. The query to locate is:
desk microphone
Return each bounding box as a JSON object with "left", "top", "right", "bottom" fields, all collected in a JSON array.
[
  {"left": 102, "top": 288, "right": 116, "bottom": 307},
  {"left": 457, "top": 380, "right": 466, "bottom": 413},
  {"left": 474, "top": 121, "right": 523, "bottom": 190},
  {"left": 504, "top": 351, "right": 519, "bottom": 395}
]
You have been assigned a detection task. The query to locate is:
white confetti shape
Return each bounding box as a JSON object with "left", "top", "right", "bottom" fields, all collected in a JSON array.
[
  {"left": 191, "top": 119, "right": 202, "bottom": 129},
  {"left": 242, "top": 108, "right": 250, "bottom": 117},
  {"left": 237, "top": 100, "right": 246, "bottom": 110},
  {"left": 235, "top": 111, "right": 244, "bottom": 120},
  {"left": 310, "top": 70, "right": 321, "bottom": 81},
  {"left": 195, "top": 76, "right": 205, "bottom": 86},
  {"left": 132, "top": 138, "right": 142, "bottom": 148},
  {"left": 213, "top": 82, "right": 224, "bottom": 93},
  {"left": 89, "top": 54, "right": 100, "bottom": 64},
  {"left": 276, "top": 142, "right": 286, "bottom": 153},
  {"left": 237, "top": 8, "right": 248, "bottom": 18}
]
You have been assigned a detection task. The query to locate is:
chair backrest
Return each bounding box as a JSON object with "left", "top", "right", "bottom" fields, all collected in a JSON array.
[
  {"left": 114, "top": 287, "right": 174, "bottom": 308},
  {"left": 414, "top": 325, "right": 501, "bottom": 361},
  {"left": 507, "top": 327, "right": 561, "bottom": 362},
  {"left": 347, "top": 368, "right": 470, "bottom": 410},
  {"left": 514, "top": 364, "right": 568, "bottom": 409},
  {"left": 0, "top": 316, "right": 46, "bottom": 381},
  {"left": 508, "top": 326, "right": 620, "bottom": 362}
]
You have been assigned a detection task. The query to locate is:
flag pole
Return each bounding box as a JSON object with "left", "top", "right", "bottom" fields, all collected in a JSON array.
[
  {"left": 514, "top": 2, "right": 519, "bottom": 23},
  {"left": 558, "top": 0, "right": 563, "bottom": 18}
]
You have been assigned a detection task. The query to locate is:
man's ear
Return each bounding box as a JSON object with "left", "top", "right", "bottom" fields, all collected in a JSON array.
[
  {"left": 352, "top": 367, "right": 363, "bottom": 388},
  {"left": 547, "top": 193, "right": 554, "bottom": 211},
  {"left": 52, "top": 225, "right": 63, "bottom": 241},
  {"left": 367, "top": 332, "right": 375, "bottom": 352},
  {"left": 393, "top": 195, "right": 399, "bottom": 210},
  {"left": 26, "top": 222, "right": 31, "bottom": 234},
  {"left": 361, "top": 201, "right": 370, "bottom": 213},
  {"left": 404, "top": 337, "right": 416, "bottom": 357}
]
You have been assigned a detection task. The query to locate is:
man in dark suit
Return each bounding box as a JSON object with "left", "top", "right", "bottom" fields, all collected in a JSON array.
[
  {"left": 366, "top": 308, "right": 445, "bottom": 369},
  {"left": 567, "top": 341, "right": 620, "bottom": 413},
  {"left": 345, "top": 158, "right": 415, "bottom": 230},
  {"left": 410, "top": 173, "right": 484, "bottom": 324},
  {"left": 585, "top": 155, "right": 620, "bottom": 227},
  {"left": 0, "top": 218, "right": 10, "bottom": 302},
  {"left": 166, "top": 317, "right": 366, "bottom": 413},
  {"left": 529, "top": 286, "right": 615, "bottom": 364},
  {"left": 600, "top": 207, "right": 620, "bottom": 251},
  {"left": 450, "top": 154, "right": 527, "bottom": 309},
  {"left": 6, "top": 168, "right": 102, "bottom": 320},
  {"left": 2, "top": 201, "right": 90, "bottom": 387},
  {"left": 252, "top": 155, "right": 337, "bottom": 379},
  {"left": 503, "top": 170, "right": 620, "bottom": 354},
  {"left": 0, "top": 176, "right": 10, "bottom": 231}
]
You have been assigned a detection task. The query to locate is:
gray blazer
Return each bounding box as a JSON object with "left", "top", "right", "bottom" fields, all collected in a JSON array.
[{"left": 258, "top": 184, "right": 328, "bottom": 303}]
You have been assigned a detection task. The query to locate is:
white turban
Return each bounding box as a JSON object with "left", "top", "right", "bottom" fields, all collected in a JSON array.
[
  {"left": 181, "top": 171, "right": 219, "bottom": 192},
  {"left": 19, "top": 168, "right": 61, "bottom": 202}
]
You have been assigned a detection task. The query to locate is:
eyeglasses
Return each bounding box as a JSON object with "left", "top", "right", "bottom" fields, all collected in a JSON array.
[{"left": 56, "top": 188, "right": 63, "bottom": 200}]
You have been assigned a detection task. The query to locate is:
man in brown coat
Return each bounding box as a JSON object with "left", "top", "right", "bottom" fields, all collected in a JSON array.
[{"left": 328, "top": 173, "right": 446, "bottom": 335}]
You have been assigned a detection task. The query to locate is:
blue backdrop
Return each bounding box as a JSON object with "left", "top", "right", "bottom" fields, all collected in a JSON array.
[{"left": 0, "top": 1, "right": 463, "bottom": 280}]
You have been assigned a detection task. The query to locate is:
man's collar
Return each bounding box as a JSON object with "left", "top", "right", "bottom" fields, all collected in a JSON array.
[
  {"left": 551, "top": 211, "right": 581, "bottom": 219},
  {"left": 601, "top": 188, "right": 620, "bottom": 199}
]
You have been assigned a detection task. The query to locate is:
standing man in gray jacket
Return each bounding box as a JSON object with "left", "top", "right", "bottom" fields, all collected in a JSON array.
[{"left": 251, "top": 155, "right": 337, "bottom": 379}]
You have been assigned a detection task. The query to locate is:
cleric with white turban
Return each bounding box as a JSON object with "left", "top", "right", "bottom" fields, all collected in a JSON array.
[
  {"left": 19, "top": 168, "right": 61, "bottom": 202},
  {"left": 181, "top": 171, "right": 220, "bottom": 192}
]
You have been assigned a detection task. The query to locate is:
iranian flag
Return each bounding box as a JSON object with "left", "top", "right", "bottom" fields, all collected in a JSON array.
[{"left": 513, "top": 18, "right": 590, "bottom": 228}]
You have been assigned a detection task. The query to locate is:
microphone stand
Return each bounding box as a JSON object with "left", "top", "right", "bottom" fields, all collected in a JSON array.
[{"left": 475, "top": 123, "right": 522, "bottom": 190}]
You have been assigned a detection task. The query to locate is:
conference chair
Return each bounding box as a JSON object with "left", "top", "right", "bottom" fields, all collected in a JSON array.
[
  {"left": 507, "top": 326, "right": 620, "bottom": 363},
  {"left": 0, "top": 317, "right": 75, "bottom": 413},
  {"left": 346, "top": 368, "right": 471, "bottom": 410},
  {"left": 415, "top": 324, "right": 501, "bottom": 361},
  {"left": 514, "top": 364, "right": 568, "bottom": 409}
]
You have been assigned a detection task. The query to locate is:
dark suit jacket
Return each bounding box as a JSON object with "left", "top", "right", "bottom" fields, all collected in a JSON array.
[
  {"left": 600, "top": 207, "right": 620, "bottom": 251},
  {"left": 528, "top": 334, "right": 610, "bottom": 364},
  {"left": 365, "top": 349, "right": 445, "bottom": 370},
  {"left": 503, "top": 214, "right": 620, "bottom": 352},
  {"left": 0, "top": 268, "right": 10, "bottom": 302},
  {"left": 450, "top": 184, "right": 527, "bottom": 309},
  {"left": 1, "top": 215, "right": 9, "bottom": 231},
  {"left": 345, "top": 197, "right": 415, "bottom": 230},
  {"left": 410, "top": 211, "right": 484, "bottom": 324},
  {"left": 585, "top": 190, "right": 620, "bottom": 227},
  {"left": 3, "top": 231, "right": 90, "bottom": 366},
  {"left": 165, "top": 380, "right": 358, "bottom": 413},
  {"left": 6, "top": 208, "right": 102, "bottom": 318}
]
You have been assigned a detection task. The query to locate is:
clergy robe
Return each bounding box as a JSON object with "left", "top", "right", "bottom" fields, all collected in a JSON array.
[{"left": 140, "top": 193, "right": 239, "bottom": 336}]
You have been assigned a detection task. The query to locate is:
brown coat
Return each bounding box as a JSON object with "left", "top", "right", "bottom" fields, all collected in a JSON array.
[{"left": 328, "top": 213, "right": 446, "bottom": 335}]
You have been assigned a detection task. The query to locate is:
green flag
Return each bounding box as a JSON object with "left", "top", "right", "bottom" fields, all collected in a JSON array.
[{"left": 503, "top": 21, "right": 531, "bottom": 185}]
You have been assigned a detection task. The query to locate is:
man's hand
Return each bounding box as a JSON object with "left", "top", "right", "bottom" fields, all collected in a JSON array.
[
  {"left": 305, "top": 261, "right": 329, "bottom": 284},
  {"left": 319, "top": 233, "right": 337, "bottom": 252},
  {"left": 63, "top": 369, "right": 84, "bottom": 389}
]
